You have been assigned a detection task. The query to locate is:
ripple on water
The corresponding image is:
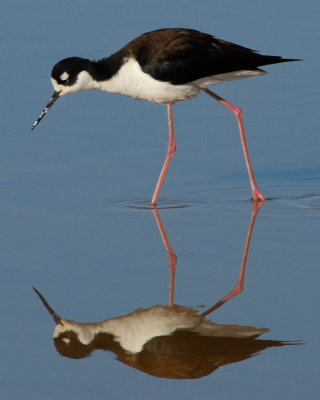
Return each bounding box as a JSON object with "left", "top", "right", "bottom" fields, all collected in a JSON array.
[
  {"left": 266, "top": 189, "right": 320, "bottom": 217},
  {"left": 104, "top": 183, "right": 320, "bottom": 217},
  {"left": 112, "top": 199, "right": 214, "bottom": 211},
  {"left": 190, "top": 184, "right": 320, "bottom": 218}
]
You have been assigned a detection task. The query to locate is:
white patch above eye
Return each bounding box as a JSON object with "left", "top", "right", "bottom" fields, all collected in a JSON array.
[{"left": 60, "top": 72, "right": 70, "bottom": 81}]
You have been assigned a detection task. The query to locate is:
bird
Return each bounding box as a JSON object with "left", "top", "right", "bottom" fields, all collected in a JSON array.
[
  {"left": 33, "top": 287, "right": 291, "bottom": 380},
  {"left": 31, "top": 28, "right": 298, "bottom": 205}
]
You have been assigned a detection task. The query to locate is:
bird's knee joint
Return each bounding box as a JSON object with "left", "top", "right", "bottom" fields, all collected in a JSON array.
[
  {"left": 233, "top": 106, "right": 242, "bottom": 119},
  {"left": 168, "top": 144, "right": 176, "bottom": 156}
]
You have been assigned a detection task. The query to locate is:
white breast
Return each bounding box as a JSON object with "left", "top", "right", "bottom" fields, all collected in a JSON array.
[{"left": 95, "top": 58, "right": 200, "bottom": 104}]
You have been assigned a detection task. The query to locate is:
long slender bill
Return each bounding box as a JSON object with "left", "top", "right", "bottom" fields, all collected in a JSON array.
[
  {"left": 32, "top": 287, "right": 63, "bottom": 325},
  {"left": 31, "top": 90, "right": 60, "bottom": 130}
]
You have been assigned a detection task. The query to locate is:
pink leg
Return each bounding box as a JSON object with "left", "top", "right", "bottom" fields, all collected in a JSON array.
[
  {"left": 202, "top": 88, "right": 265, "bottom": 202},
  {"left": 151, "top": 104, "right": 176, "bottom": 206},
  {"left": 201, "top": 201, "right": 263, "bottom": 317},
  {"left": 153, "top": 207, "right": 177, "bottom": 306}
]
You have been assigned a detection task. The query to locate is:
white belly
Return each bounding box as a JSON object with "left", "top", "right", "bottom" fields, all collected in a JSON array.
[
  {"left": 96, "top": 58, "right": 200, "bottom": 104},
  {"left": 95, "top": 58, "right": 266, "bottom": 104}
]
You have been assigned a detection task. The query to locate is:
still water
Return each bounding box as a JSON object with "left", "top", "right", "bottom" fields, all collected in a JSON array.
[
  {"left": 2, "top": 177, "right": 319, "bottom": 399},
  {"left": 1, "top": 1, "right": 319, "bottom": 399}
]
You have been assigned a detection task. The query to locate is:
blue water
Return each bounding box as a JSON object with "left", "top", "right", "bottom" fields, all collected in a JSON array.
[{"left": 1, "top": 1, "right": 319, "bottom": 399}]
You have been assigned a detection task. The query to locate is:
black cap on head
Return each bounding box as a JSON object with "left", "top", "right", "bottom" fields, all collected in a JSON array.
[{"left": 51, "top": 57, "right": 91, "bottom": 86}]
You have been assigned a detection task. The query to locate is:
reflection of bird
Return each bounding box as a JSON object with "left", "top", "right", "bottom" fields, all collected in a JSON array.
[
  {"left": 33, "top": 287, "right": 293, "bottom": 379},
  {"left": 32, "top": 28, "right": 298, "bottom": 205}
]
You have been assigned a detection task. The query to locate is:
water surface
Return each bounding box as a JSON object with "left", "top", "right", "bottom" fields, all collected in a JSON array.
[{"left": 1, "top": 1, "right": 319, "bottom": 399}]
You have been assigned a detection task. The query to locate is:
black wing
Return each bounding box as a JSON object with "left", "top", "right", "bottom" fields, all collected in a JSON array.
[{"left": 129, "top": 28, "right": 296, "bottom": 85}]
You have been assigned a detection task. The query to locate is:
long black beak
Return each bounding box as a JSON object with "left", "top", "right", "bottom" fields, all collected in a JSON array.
[
  {"left": 31, "top": 90, "right": 60, "bottom": 130},
  {"left": 33, "top": 287, "right": 63, "bottom": 325}
]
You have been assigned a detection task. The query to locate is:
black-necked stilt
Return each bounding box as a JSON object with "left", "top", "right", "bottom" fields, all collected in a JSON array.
[
  {"left": 33, "top": 287, "right": 285, "bottom": 377},
  {"left": 32, "top": 28, "right": 298, "bottom": 205}
]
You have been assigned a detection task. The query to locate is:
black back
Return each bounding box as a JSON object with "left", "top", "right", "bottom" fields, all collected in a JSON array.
[{"left": 122, "top": 28, "right": 297, "bottom": 85}]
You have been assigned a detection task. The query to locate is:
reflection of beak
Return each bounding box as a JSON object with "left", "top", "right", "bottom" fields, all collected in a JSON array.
[
  {"left": 31, "top": 90, "right": 60, "bottom": 130},
  {"left": 33, "top": 287, "right": 63, "bottom": 325}
]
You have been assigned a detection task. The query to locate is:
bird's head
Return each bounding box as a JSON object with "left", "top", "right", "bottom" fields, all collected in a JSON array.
[
  {"left": 50, "top": 57, "right": 92, "bottom": 95},
  {"left": 31, "top": 57, "right": 93, "bottom": 129}
]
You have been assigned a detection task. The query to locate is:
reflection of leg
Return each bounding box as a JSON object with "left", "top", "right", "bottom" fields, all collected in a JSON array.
[
  {"left": 202, "top": 88, "right": 265, "bottom": 202},
  {"left": 151, "top": 104, "right": 176, "bottom": 206},
  {"left": 201, "top": 201, "right": 263, "bottom": 317},
  {"left": 153, "top": 207, "right": 177, "bottom": 306}
]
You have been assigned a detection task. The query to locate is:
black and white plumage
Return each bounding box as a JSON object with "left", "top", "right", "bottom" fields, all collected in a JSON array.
[
  {"left": 32, "top": 28, "right": 298, "bottom": 204},
  {"left": 33, "top": 287, "right": 289, "bottom": 380}
]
